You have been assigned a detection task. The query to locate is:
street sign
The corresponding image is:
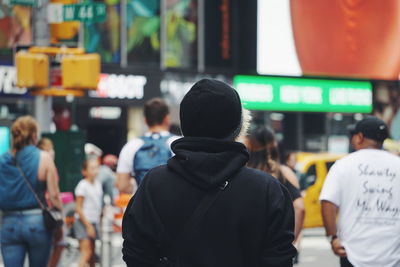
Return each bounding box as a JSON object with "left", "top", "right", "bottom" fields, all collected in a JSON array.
[
  {"left": 48, "top": 3, "right": 107, "bottom": 23},
  {"left": 10, "top": 0, "right": 36, "bottom": 6},
  {"left": 64, "top": 3, "right": 106, "bottom": 22}
]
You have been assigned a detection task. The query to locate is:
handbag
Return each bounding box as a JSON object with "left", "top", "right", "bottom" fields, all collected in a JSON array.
[{"left": 14, "top": 160, "right": 63, "bottom": 231}]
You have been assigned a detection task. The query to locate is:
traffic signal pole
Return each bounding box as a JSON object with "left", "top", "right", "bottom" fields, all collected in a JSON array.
[{"left": 33, "top": 0, "right": 52, "bottom": 132}]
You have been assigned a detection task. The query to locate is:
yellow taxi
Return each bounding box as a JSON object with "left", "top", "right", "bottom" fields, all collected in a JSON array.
[{"left": 296, "top": 152, "right": 346, "bottom": 228}]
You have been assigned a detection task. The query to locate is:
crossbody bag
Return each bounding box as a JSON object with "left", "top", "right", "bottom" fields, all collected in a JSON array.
[{"left": 14, "top": 160, "right": 63, "bottom": 232}]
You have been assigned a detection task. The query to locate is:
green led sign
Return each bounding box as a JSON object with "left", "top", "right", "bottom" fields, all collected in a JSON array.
[{"left": 233, "top": 75, "right": 373, "bottom": 113}]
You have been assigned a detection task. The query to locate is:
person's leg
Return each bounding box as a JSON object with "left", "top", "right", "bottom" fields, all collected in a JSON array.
[
  {"left": 79, "top": 239, "right": 93, "bottom": 267},
  {"left": 23, "top": 214, "right": 53, "bottom": 267},
  {"left": 340, "top": 257, "right": 354, "bottom": 267},
  {"left": 48, "top": 226, "right": 67, "bottom": 267},
  {"left": 1, "top": 215, "right": 26, "bottom": 267},
  {"left": 89, "top": 239, "right": 96, "bottom": 267},
  {"left": 48, "top": 245, "right": 64, "bottom": 267}
]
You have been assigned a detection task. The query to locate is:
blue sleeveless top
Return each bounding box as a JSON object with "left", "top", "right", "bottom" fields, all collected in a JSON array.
[{"left": 0, "top": 145, "right": 46, "bottom": 211}]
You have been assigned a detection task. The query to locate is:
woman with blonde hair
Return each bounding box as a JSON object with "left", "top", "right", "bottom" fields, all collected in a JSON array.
[{"left": 0, "top": 116, "right": 62, "bottom": 267}]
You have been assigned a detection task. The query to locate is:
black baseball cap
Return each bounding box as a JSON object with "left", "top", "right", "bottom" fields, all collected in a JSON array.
[{"left": 348, "top": 116, "right": 389, "bottom": 142}]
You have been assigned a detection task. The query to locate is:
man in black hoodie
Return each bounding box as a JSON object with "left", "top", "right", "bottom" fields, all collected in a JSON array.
[{"left": 122, "top": 79, "right": 297, "bottom": 267}]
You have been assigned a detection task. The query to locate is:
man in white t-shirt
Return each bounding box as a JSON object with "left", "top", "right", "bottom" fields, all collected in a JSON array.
[
  {"left": 116, "top": 98, "right": 178, "bottom": 194},
  {"left": 320, "top": 116, "right": 400, "bottom": 267}
]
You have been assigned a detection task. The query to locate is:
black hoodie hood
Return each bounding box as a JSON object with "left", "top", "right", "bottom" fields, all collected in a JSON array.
[{"left": 168, "top": 137, "right": 249, "bottom": 189}]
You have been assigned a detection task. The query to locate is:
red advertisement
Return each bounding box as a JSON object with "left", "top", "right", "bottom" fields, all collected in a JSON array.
[{"left": 258, "top": 0, "right": 400, "bottom": 80}]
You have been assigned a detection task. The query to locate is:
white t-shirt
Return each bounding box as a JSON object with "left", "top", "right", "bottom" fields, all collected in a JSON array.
[
  {"left": 75, "top": 179, "right": 103, "bottom": 224},
  {"left": 116, "top": 131, "right": 179, "bottom": 175},
  {"left": 320, "top": 149, "right": 400, "bottom": 267}
]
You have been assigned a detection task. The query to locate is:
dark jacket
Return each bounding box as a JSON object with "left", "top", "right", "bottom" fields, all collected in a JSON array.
[{"left": 122, "top": 137, "right": 296, "bottom": 267}]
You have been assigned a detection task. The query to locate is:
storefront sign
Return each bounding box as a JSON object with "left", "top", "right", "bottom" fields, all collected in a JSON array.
[
  {"left": 0, "top": 66, "right": 28, "bottom": 96},
  {"left": 90, "top": 73, "right": 146, "bottom": 100},
  {"left": 205, "top": 0, "right": 234, "bottom": 69},
  {"left": 233, "top": 75, "right": 372, "bottom": 113},
  {"left": 89, "top": 106, "right": 121, "bottom": 120},
  {"left": 161, "top": 73, "right": 231, "bottom": 104}
]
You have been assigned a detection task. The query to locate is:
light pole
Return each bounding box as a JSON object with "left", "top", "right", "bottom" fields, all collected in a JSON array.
[{"left": 32, "top": 0, "right": 52, "bottom": 133}]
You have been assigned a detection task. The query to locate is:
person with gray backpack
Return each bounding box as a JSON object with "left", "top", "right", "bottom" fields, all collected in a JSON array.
[{"left": 116, "top": 98, "right": 178, "bottom": 194}]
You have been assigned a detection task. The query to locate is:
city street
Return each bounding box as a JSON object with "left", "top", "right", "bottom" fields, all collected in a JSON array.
[
  {"left": 297, "top": 228, "right": 338, "bottom": 267},
  {"left": 0, "top": 227, "right": 338, "bottom": 266}
]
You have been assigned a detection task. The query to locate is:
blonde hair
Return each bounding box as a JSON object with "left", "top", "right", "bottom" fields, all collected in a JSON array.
[
  {"left": 11, "top": 116, "right": 38, "bottom": 151},
  {"left": 37, "top": 137, "right": 53, "bottom": 151}
]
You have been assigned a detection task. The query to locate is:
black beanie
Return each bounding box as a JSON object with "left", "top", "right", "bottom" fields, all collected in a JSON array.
[{"left": 180, "top": 79, "right": 243, "bottom": 139}]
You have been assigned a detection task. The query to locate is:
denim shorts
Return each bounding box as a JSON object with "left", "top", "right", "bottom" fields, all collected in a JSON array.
[
  {"left": 1, "top": 209, "right": 52, "bottom": 267},
  {"left": 73, "top": 219, "right": 100, "bottom": 240}
]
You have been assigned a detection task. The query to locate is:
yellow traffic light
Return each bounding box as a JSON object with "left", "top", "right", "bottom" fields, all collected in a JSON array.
[
  {"left": 50, "top": 22, "right": 80, "bottom": 43},
  {"left": 50, "top": 0, "right": 80, "bottom": 43},
  {"left": 61, "top": 54, "right": 100, "bottom": 89},
  {"left": 15, "top": 52, "right": 49, "bottom": 88}
]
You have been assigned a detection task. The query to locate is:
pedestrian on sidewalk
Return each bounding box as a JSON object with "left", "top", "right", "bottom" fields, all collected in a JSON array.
[
  {"left": 74, "top": 159, "right": 103, "bottom": 267},
  {"left": 116, "top": 97, "right": 179, "bottom": 194},
  {"left": 98, "top": 154, "right": 118, "bottom": 204},
  {"left": 122, "top": 79, "right": 296, "bottom": 267},
  {"left": 0, "top": 116, "right": 63, "bottom": 267},
  {"left": 37, "top": 138, "right": 66, "bottom": 267},
  {"left": 321, "top": 116, "right": 400, "bottom": 267},
  {"left": 245, "top": 126, "right": 305, "bottom": 263}
]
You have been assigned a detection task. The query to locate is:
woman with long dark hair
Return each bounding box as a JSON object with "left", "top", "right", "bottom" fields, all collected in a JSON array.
[
  {"left": 0, "top": 116, "right": 62, "bottom": 267},
  {"left": 246, "top": 126, "right": 305, "bottom": 253}
]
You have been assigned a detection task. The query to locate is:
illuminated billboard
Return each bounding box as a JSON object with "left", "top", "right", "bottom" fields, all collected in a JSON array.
[
  {"left": 233, "top": 75, "right": 373, "bottom": 113},
  {"left": 257, "top": 0, "right": 400, "bottom": 80},
  {"left": 0, "top": 127, "right": 10, "bottom": 155}
]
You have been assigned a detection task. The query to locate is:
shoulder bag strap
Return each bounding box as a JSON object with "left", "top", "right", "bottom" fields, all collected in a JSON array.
[
  {"left": 13, "top": 158, "right": 46, "bottom": 210},
  {"left": 177, "top": 180, "right": 229, "bottom": 241},
  {"left": 161, "top": 180, "right": 230, "bottom": 264}
]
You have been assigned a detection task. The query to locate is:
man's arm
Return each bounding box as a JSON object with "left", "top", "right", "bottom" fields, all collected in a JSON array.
[
  {"left": 261, "top": 182, "right": 297, "bottom": 267},
  {"left": 116, "top": 172, "right": 136, "bottom": 194},
  {"left": 321, "top": 200, "right": 346, "bottom": 257},
  {"left": 293, "top": 197, "right": 305, "bottom": 243},
  {"left": 116, "top": 141, "right": 139, "bottom": 194}
]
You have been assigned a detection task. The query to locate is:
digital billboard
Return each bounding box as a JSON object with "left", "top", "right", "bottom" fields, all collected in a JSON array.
[
  {"left": 163, "top": 0, "right": 197, "bottom": 69},
  {"left": 85, "top": 0, "right": 121, "bottom": 64},
  {"left": 234, "top": 75, "right": 373, "bottom": 113},
  {"left": 0, "top": 126, "right": 10, "bottom": 154},
  {"left": 257, "top": 0, "right": 400, "bottom": 80},
  {"left": 126, "top": 0, "right": 160, "bottom": 66},
  {"left": 0, "top": 5, "right": 32, "bottom": 64}
]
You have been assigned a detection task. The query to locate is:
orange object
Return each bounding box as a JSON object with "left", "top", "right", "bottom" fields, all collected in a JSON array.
[
  {"left": 113, "top": 193, "right": 132, "bottom": 232},
  {"left": 115, "top": 193, "right": 132, "bottom": 208},
  {"left": 29, "top": 46, "right": 84, "bottom": 55},
  {"left": 290, "top": 0, "right": 400, "bottom": 80},
  {"left": 50, "top": 0, "right": 80, "bottom": 42},
  {"left": 65, "top": 215, "right": 75, "bottom": 227},
  {"left": 29, "top": 87, "right": 85, "bottom": 97}
]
